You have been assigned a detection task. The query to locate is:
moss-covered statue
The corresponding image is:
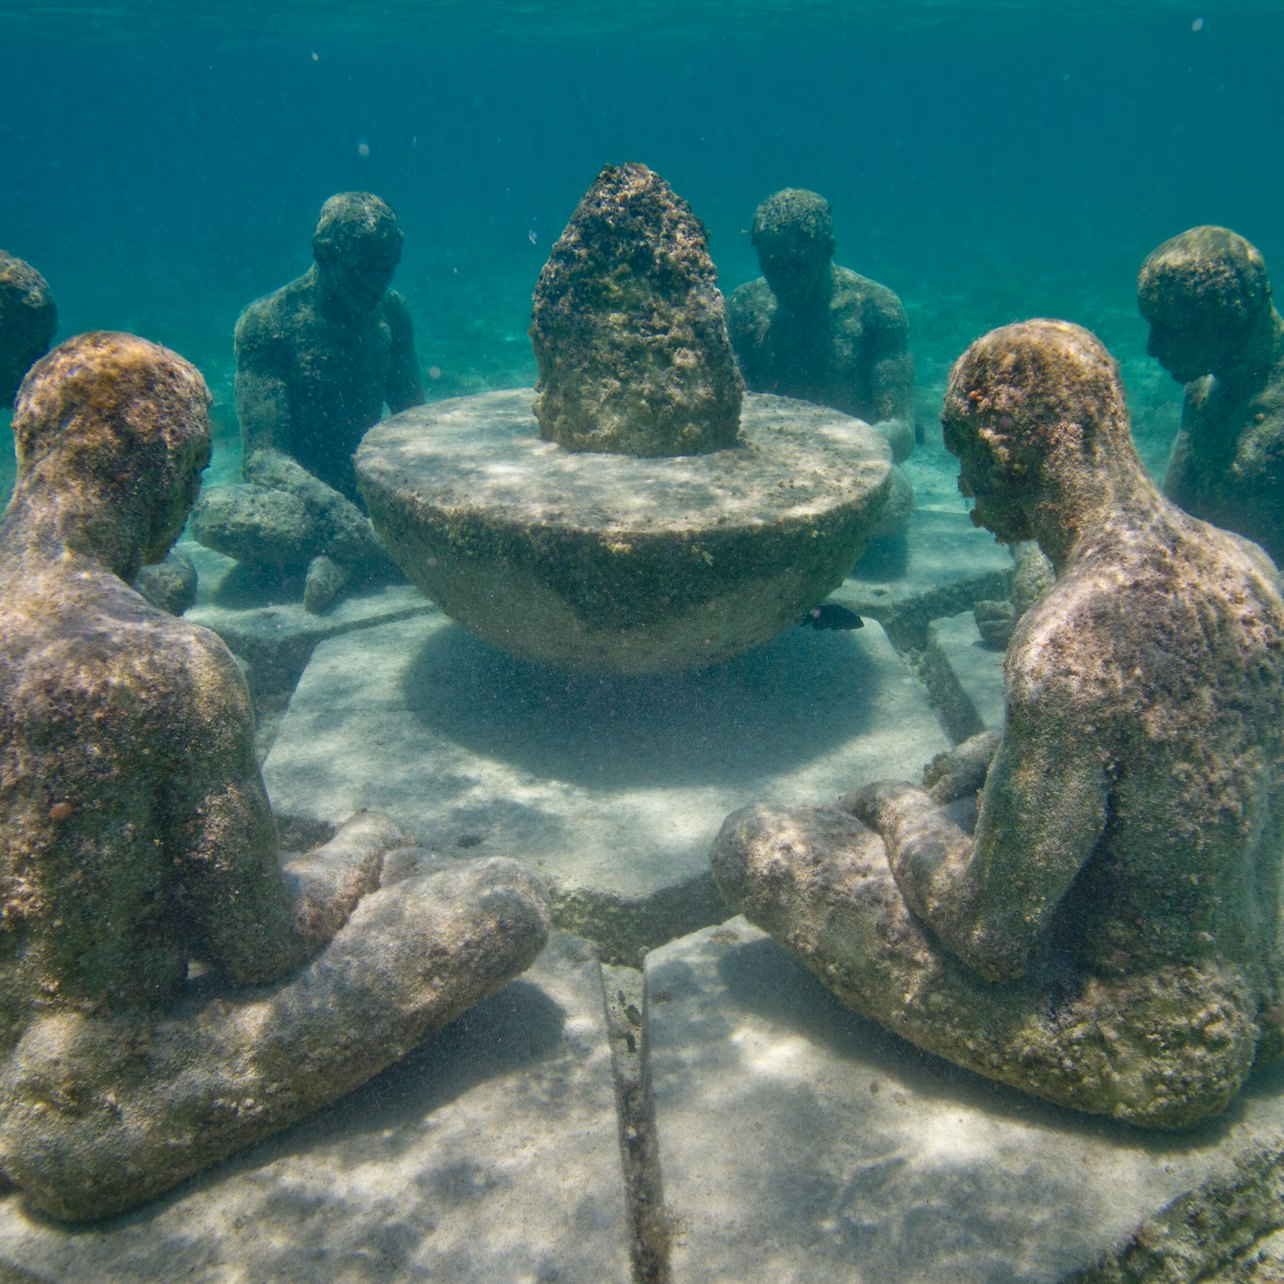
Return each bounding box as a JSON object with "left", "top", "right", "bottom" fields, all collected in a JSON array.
[
  {"left": 191, "top": 192, "right": 425, "bottom": 611},
  {"left": 713, "top": 319, "right": 1284, "bottom": 1129},
  {"left": 1138, "top": 225, "right": 1284, "bottom": 566},
  {"left": 0, "top": 250, "right": 57, "bottom": 405},
  {"left": 0, "top": 332, "right": 549, "bottom": 1221},
  {"left": 726, "top": 188, "right": 917, "bottom": 463}
]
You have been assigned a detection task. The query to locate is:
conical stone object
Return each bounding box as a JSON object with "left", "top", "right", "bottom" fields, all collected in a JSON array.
[{"left": 530, "top": 162, "right": 744, "bottom": 456}]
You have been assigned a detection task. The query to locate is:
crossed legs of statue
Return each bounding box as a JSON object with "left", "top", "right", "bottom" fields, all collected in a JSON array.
[
  {"left": 0, "top": 835, "right": 549, "bottom": 1222},
  {"left": 711, "top": 803, "right": 1259, "bottom": 1130}
]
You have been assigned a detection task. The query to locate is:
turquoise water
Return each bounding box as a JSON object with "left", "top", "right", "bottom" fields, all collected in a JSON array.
[
  {"left": 4, "top": 4, "right": 1284, "bottom": 1269},
  {"left": 3, "top": 1, "right": 1281, "bottom": 494}
]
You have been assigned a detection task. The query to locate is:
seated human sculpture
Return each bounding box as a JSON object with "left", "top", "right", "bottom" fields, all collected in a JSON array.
[
  {"left": 713, "top": 319, "right": 1284, "bottom": 1129},
  {"left": 0, "top": 332, "right": 548, "bottom": 1221},
  {"left": 1138, "top": 225, "right": 1284, "bottom": 565},
  {"left": 726, "top": 188, "right": 918, "bottom": 463},
  {"left": 191, "top": 192, "right": 426, "bottom": 611},
  {"left": 0, "top": 250, "right": 57, "bottom": 404}
]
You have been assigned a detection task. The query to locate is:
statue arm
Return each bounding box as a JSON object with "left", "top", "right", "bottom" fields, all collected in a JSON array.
[
  {"left": 385, "top": 291, "right": 425, "bottom": 413},
  {"left": 850, "top": 682, "right": 1108, "bottom": 981},
  {"left": 725, "top": 283, "right": 765, "bottom": 381},
  {"left": 171, "top": 637, "right": 387, "bottom": 983},
  {"left": 234, "top": 305, "right": 293, "bottom": 465},
  {"left": 866, "top": 300, "right": 917, "bottom": 428}
]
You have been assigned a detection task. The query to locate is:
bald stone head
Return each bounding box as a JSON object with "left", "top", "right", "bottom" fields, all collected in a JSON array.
[
  {"left": 942, "top": 320, "right": 1140, "bottom": 564},
  {"left": 1138, "top": 225, "right": 1273, "bottom": 384},
  {"left": 311, "top": 192, "right": 405, "bottom": 315},
  {"left": 0, "top": 251, "right": 58, "bottom": 404},
  {"left": 751, "top": 188, "right": 836, "bottom": 310},
  {"left": 11, "top": 331, "right": 211, "bottom": 571}
]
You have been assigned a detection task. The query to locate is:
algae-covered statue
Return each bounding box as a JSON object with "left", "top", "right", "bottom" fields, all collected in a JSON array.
[
  {"left": 726, "top": 188, "right": 917, "bottom": 462},
  {"left": 1138, "top": 225, "right": 1284, "bottom": 565},
  {"left": 0, "top": 332, "right": 549, "bottom": 1221},
  {"left": 0, "top": 251, "right": 57, "bottom": 405},
  {"left": 191, "top": 192, "right": 425, "bottom": 611},
  {"left": 713, "top": 319, "right": 1284, "bottom": 1128}
]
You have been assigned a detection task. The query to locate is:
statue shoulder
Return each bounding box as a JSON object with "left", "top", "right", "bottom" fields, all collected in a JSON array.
[
  {"left": 380, "top": 288, "right": 416, "bottom": 332},
  {"left": 234, "top": 276, "right": 311, "bottom": 353},
  {"left": 131, "top": 608, "right": 254, "bottom": 756},
  {"left": 1004, "top": 575, "right": 1115, "bottom": 711},
  {"left": 832, "top": 266, "right": 908, "bottom": 329},
  {"left": 4, "top": 580, "right": 249, "bottom": 753},
  {"left": 727, "top": 278, "right": 772, "bottom": 314},
  {"left": 726, "top": 279, "right": 773, "bottom": 343}
]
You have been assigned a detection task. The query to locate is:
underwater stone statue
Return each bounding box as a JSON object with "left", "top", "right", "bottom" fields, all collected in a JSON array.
[
  {"left": 191, "top": 192, "right": 425, "bottom": 611},
  {"left": 1138, "top": 225, "right": 1284, "bottom": 565},
  {"left": 726, "top": 188, "right": 917, "bottom": 462},
  {"left": 0, "top": 250, "right": 57, "bottom": 404},
  {"left": 530, "top": 162, "right": 744, "bottom": 455},
  {"left": 713, "top": 319, "right": 1284, "bottom": 1129},
  {"left": 0, "top": 332, "right": 549, "bottom": 1221}
]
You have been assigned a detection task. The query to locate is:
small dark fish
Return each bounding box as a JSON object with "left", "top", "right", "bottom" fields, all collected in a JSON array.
[
  {"left": 624, "top": 1003, "right": 642, "bottom": 1027},
  {"left": 800, "top": 603, "right": 864, "bottom": 631}
]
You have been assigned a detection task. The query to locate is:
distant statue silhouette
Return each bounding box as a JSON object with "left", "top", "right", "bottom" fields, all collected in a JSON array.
[
  {"left": 0, "top": 250, "right": 57, "bottom": 404},
  {"left": 1138, "top": 224, "right": 1284, "bottom": 564},
  {"left": 726, "top": 188, "right": 917, "bottom": 461},
  {"left": 191, "top": 192, "right": 425, "bottom": 611}
]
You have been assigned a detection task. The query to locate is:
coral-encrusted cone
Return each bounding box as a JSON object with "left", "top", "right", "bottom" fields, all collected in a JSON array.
[{"left": 530, "top": 162, "right": 744, "bottom": 456}]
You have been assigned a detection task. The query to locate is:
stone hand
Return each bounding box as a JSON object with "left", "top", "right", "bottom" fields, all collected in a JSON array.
[
  {"left": 921, "top": 731, "right": 1001, "bottom": 804},
  {"left": 841, "top": 778, "right": 920, "bottom": 834},
  {"left": 841, "top": 780, "right": 969, "bottom": 925},
  {"left": 282, "top": 811, "right": 415, "bottom": 945}
]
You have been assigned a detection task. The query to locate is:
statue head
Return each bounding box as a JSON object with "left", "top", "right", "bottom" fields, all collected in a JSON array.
[
  {"left": 1138, "top": 225, "right": 1273, "bottom": 384},
  {"left": 942, "top": 320, "right": 1137, "bottom": 564},
  {"left": 751, "top": 189, "right": 836, "bottom": 311},
  {"left": 10, "top": 331, "right": 211, "bottom": 571},
  {"left": 311, "top": 192, "right": 404, "bottom": 316}
]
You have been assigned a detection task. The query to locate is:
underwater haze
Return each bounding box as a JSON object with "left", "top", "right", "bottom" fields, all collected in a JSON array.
[
  {"left": 3, "top": 0, "right": 1282, "bottom": 497},
  {"left": 7, "top": 3, "right": 1284, "bottom": 1275}
]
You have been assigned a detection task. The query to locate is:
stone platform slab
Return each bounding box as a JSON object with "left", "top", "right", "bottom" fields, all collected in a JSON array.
[
  {"left": 644, "top": 918, "right": 1284, "bottom": 1283},
  {"left": 261, "top": 613, "right": 950, "bottom": 962},
  {"left": 925, "top": 609, "right": 1007, "bottom": 741},
  {"left": 845, "top": 507, "right": 1013, "bottom": 647},
  {"left": 181, "top": 540, "right": 433, "bottom": 702},
  {"left": 0, "top": 934, "right": 631, "bottom": 1284}
]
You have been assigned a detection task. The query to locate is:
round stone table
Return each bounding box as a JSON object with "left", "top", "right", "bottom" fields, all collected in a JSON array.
[{"left": 356, "top": 389, "right": 891, "bottom": 673}]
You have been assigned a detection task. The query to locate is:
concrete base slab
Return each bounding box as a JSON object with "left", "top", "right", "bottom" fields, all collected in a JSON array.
[
  {"left": 181, "top": 540, "right": 433, "bottom": 700},
  {"left": 925, "top": 609, "right": 1007, "bottom": 740},
  {"left": 261, "top": 614, "right": 949, "bottom": 962},
  {"left": 845, "top": 508, "right": 1012, "bottom": 647},
  {"left": 644, "top": 917, "right": 1284, "bottom": 1283},
  {"left": 0, "top": 933, "right": 632, "bottom": 1284}
]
